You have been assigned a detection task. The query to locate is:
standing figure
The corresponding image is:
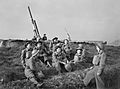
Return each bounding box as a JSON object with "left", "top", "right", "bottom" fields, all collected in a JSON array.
[
  {"left": 52, "top": 47, "right": 72, "bottom": 74},
  {"left": 49, "top": 37, "right": 60, "bottom": 52},
  {"left": 82, "top": 43, "right": 106, "bottom": 89},
  {"left": 21, "top": 43, "right": 33, "bottom": 68},
  {"left": 42, "top": 34, "right": 47, "bottom": 41},
  {"left": 62, "top": 39, "right": 72, "bottom": 61},
  {"left": 24, "top": 49, "right": 44, "bottom": 88}
]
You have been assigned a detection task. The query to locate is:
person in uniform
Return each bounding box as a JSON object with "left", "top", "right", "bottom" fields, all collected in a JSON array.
[
  {"left": 42, "top": 34, "right": 47, "bottom": 41},
  {"left": 62, "top": 39, "right": 72, "bottom": 61},
  {"left": 32, "top": 36, "right": 37, "bottom": 41},
  {"left": 73, "top": 44, "right": 85, "bottom": 64},
  {"left": 24, "top": 49, "right": 44, "bottom": 88},
  {"left": 52, "top": 47, "right": 72, "bottom": 74},
  {"left": 82, "top": 42, "right": 106, "bottom": 89},
  {"left": 21, "top": 43, "right": 33, "bottom": 68},
  {"left": 54, "top": 42, "right": 63, "bottom": 51},
  {"left": 37, "top": 37, "right": 50, "bottom": 53},
  {"left": 34, "top": 42, "right": 52, "bottom": 67},
  {"left": 49, "top": 37, "right": 60, "bottom": 52}
]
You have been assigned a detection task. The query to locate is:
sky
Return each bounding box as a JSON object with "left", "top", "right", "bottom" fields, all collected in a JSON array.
[{"left": 0, "top": 0, "right": 120, "bottom": 42}]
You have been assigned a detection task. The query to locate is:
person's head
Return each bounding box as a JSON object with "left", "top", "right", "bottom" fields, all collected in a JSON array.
[
  {"left": 37, "top": 37, "right": 42, "bottom": 42},
  {"left": 95, "top": 42, "right": 105, "bottom": 53},
  {"left": 96, "top": 45, "right": 100, "bottom": 53},
  {"left": 53, "top": 37, "right": 58, "bottom": 42},
  {"left": 76, "top": 46, "right": 83, "bottom": 54},
  {"left": 56, "top": 43, "right": 62, "bottom": 47},
  {"left": 44, "top": 34, "right": 46, "bottom": 36},
  {"left": 26, "top": 43, "right": 32, "bottom": 50},
  {"left": 37, "top": 42, "right": 42, "bottom": 48},
  {"left": 32, "top": 49, "right": 38, "bottom": 55},
  {"left": 77, "top": 49, "right": 82, "bottom": 54},
  {"left": 78, "top": 44, "right": 84, "bottom": 49},
  {"left": 56, "top": 47, "right": 62, "bottom": 53},
  {"left": 64, "top": 39, "right": 69, "bottom": 45}
]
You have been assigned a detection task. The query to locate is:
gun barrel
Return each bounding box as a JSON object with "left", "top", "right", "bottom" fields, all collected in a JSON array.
[
  {"left": 28, "top": 6, "right": 34, "bottom": 23},
  {"left": 27, "top": 6, "right": 41, "bottom": 39},
  {"left": 34, "top": 20, "right": 41, "bottom": 38}
]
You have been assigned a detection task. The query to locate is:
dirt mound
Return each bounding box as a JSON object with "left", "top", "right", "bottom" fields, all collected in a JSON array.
[{"left": 1, "top": 64, "right": 120, "bottom": 89}]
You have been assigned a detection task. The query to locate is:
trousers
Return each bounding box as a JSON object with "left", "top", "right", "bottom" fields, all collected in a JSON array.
[{"left": 83, "top": 66, "right": 105, "bottom": 89}]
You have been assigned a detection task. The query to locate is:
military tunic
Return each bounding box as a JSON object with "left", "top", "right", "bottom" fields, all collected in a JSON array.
[
  {"left": 49, "top": 41, "right": 60, "bottom": 52},
  {"left": 24, "top": 50, "right": 44, "bottom": 85},
  {"left": 62, "top": 44, "right": 72, "bottom": 61},
  {"left": 52, "top": 51, "right": 67, "bottom": 63},
  {"left": 52, "top": 51, "right": 68, "bottom": 73},
  {"left": 42, "top": 36, "right": 47, "bottom": 41},
  {"left": 73, "top": 49, "right": 85, "bottom": 63},
  {"left": 21, "top": 48, "right": 33, "bottom": 68},
  {"left": 73, "top": 53, "right": 83, "bottom": 63},
  {"left": 33, "top": 46, "right": 48, "bottom": 63}
]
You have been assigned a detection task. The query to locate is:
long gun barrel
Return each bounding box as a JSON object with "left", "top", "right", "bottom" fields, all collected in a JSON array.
[
  {"left": 28, "top": 6, "right": 34, "bottom": 24},
  {"left": 28, "top": 6, "right": 41, "bottom": 39}
]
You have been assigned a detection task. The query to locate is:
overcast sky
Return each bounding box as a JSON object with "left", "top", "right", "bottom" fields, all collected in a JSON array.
[{"left": 0, "top": 0, "right": 120, "bottom": 42}]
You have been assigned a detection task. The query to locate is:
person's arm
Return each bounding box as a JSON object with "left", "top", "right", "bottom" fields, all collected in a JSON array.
[
  {"left": 52, "top": 52, "right": 57, "bottom": 62},
  {"left": 21, "top": 49, "right": 25, "bottom": 59},
  {"left": 69, "top": 44, "right": 72, "bottom": 51},
  {"left": 61, "top": 45, "right": 64, "bottom": 50},
  {"left": 63, "top": 53, "right": 68, "bottom": 63},
  {"left": 81, "top": 49, "right": 85, "bottom": 60},
  {"left": 21, "top": 50, "right": 26, "bottom": 67},
  {"left": 73, "top": 55, "right": 79, "bottom": 63},
  {"left": 97, "top": 52, "right": 106, "bottom": 75},
  {"left": 49, "top": 42, "right": 53, "bottom": 51},
  {"left": 42, "top": 47, "right": 48, "bottom": 56},
  {"left": 46, "top": 36, "right": 47, "bottom": 40}
]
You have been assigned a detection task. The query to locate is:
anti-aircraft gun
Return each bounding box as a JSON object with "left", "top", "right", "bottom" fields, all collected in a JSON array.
[{"left": 28, "top": 6, "right": 41, "bottom": 40}]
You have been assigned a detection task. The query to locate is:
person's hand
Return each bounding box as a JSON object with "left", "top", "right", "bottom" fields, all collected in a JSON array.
[
  {"left": 21, "top": 61, "right": 26, "bottom": 67},
  {"left": 97, "top": 69, "right": 102, "bottom": 76},
  {"left": 90, "top": 66, "right": 93, "bottom": 69},
  {"left": 60, "top": 61, "right": 66, "bottom": 65},
  {"left": 21, "top": 60, "right": 24, "bottom": 64},
  {"left": 97, "top": 72, "right": 101, "bottom": 76},
  {"left": 43, "top": 53, "right": 46, "bottom": 56},
  {"left": 23, "top": 63, "right": 26, "bottom": 68}
]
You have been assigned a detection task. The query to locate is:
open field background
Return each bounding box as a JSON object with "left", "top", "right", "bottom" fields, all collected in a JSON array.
[{"left": 0, "top": 40, "right": 119, "bottom": 89}]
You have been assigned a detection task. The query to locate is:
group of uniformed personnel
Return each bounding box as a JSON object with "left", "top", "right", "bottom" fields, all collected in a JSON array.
[{"left": 21, "top": 36, "right": 106, "bottom": 89}]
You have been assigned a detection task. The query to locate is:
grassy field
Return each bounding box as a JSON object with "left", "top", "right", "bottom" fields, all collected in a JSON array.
[{"left": 0, "top": 41, "right": 120, "bottom": 89}]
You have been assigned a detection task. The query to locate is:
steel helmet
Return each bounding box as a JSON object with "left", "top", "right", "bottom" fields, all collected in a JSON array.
[
  {"left": 96, "top": 42, "right": 105, "bottom": 50},
  {"left": 65, "top": 63, "right": 72, "bottom": 72}
]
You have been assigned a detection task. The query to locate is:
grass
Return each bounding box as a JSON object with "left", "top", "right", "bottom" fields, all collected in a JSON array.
[{"left": 0, "top": 40, "right": 119, "bottom": 89}]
